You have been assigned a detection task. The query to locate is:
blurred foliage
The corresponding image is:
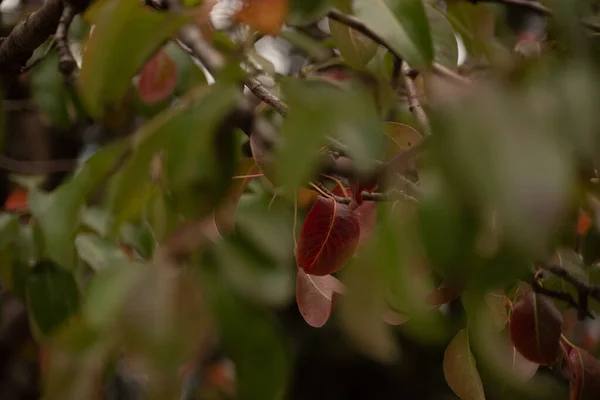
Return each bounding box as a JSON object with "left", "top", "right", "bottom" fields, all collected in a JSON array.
[{"left": 3, "top": 0, "right": 600, "bottom": 399}]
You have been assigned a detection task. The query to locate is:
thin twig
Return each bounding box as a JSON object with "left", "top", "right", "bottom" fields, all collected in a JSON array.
[
  {"left": 401, "top": 60, "right": 431, "bottom": 137},
  {"left": 308, "top": 182, "right": 388, "bottom": 204},
  {"left": 531, "top": 279, "right": 593, "bottom": 319},
  {"left": 244, "top": 76, "right": 289, "bottom": 116},
  {"left": 468, "top": 0, "right": 600, "bottom": 33},
  {"left": 55, "top": 4, "right": 77, "bottom": 78},
  {"left": 535, "top": 261, "right": 600, "bottom": 320}
]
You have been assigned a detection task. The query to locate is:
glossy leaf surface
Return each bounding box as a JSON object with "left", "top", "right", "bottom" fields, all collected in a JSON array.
[
  {"left": 296, "top": 196, "right": 360, "bottom": 276},
  {"left": 509, "top": 291, "right": 563, "bottom": 365}
]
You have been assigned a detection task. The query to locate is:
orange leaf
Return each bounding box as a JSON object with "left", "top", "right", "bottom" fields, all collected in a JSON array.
[
  {"left": 235, "top": 0, "right": 288, "bottom": 36},
  {"left": 5, "top": 187, "right": 28, "bottom": 211}
]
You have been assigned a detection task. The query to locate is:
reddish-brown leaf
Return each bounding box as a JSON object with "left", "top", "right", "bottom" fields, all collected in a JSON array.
[
  {"left": 235, "top": 0, "right": 288, "bottom": 36},
  {"left": 137, "top": 50, "right": 178, "bottom": 104},
  {"left": 509, "top": 291, "right": 563, "bottom": 365},
  {"left": 5, "top": 187, "right": 28, "bottom": 212},
  {"left": 569, "top": 347, "right": 600, "bottom": 400},
  {"left": 578, "top": 212, "right": 593, "bottom": 236},
  {"left": 296, "top": 268, "right": 344, "bottom": 328},
  {"left": 296, "top": 196, "right": 360, "bottom": 276}
]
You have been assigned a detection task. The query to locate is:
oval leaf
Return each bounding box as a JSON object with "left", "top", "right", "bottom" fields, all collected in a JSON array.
[
  {"left": 568, "top": 347, "right": 600, "bottom": 400},
  {"left": 443, "top": 329, "right": 486, "bottom": 400},
  {"left": 509, "top": 291, "right": 563, "bottom": 365},
  {"left": 329, "top": 19, "right": 378, "bottom": 68},
  {"left": 296, "top": 196, "right": 360, "bottom": 276},
  {"left": 296, "top": 267, "right": 343, "bottom": 328},
  {"left": 352, "top": 0, "right": 433, "bottom": 69},
  {"left": 137, "top": 50, "right": 178, "bottom": 104},
  {"left": 26, "top": 261, "right": 80, "bottom": 336}
]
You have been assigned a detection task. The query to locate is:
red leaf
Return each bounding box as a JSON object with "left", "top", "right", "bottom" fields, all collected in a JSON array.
[
  {"left": 296, "top": 268, "right": 343, "bottom": 328},
  {"left": 569, "top": 347, "right": 600, "bottom": 400},
  {"left": 5, "top": 187, "right": 28, "bottom": 211},
  {"left": 137, "top": 50, "right": 178, "bottom": 104},
  {"left": 296, "top": 196, "right": 360, "bottom": 276},
  {"left": 509, "top": 291, "right": 563, "bottom": 365}
]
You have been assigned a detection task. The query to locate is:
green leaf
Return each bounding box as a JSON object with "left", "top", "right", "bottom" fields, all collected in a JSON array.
[
  {"left": 213, "top": 286, "right": 289, "bottom": 399},
  {"left": 26, "top": 261, "right": 80, "bottom": 336},
  {"left": 425, "top": 5, "right": 458, "bottom": 68},
  {"left": 329, "top": 19, "right": 378, "bottom": 68},
  {"left": 29, "top": 140, "right": 128, "bottom": 269},
  {"left": 443, "top": 329, "right": 486, "bottom": 400},
  {"left": 0, "top": 213, "right": 19, "bottom": 248},
  {"left": 80, "top": 0, "right": 188, "bottom": 117},
  {"left": 352, "top": 0, "right": 433, "bottom": 68},
  {"left": 83, "top": 262, "right": 144, "bottom": 330},
  {"left": 109, "top": 84, "right": 238, "bottom": 232},
  {"left": 288, "top": 0, "right": 331, "bottom": 24},
  {"left": 163, "top": 42, "right": 208, "bottom": 96},
  {"left": 75, "top": 233, "right": 129, "bottom": 272},
  {"left": 31, "top": 52, "right": 71, "bottom": 129},
  {"left": 276, "top": 79, "right": 384, "bottom": 193},
  {"left": 214, "top": 195, "right": 294, "bottom": 306}
]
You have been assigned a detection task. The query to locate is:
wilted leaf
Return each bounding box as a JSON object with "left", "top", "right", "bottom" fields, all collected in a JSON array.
[
  {"left": 568, "top": 347, "right": 600, "bottom": 400},
  {"left": 443, "top": 329, "right": 486, "bottom": 400},
  {"left": 81, "top": 0, "right": 187, "bottom": 117},
  {"left": 509, "top": 291, "right": 563, "bottom": 365},
  {"left": 235, "top": 0, "right": 289, "bottom": 35},
  {"left": 384, "top": 121, "right": 422, "bottom": 155},
  {"left": 137, "top": 50, "right": 178, "bottom": 104},
  {"left": 296, "top": 196, "right": 360, "bottom": 276},
  {"left": 328, "top": 19, "right": 378, "bottom": 68},
  {"left": 296, "top": 268, "right": 343, "bottom": 327},
  {"left": 352, "top": 0, "right": 433, "bottom": 69},
  {"left": 26, "top": 261, "right": 80, "bottom": 336}
]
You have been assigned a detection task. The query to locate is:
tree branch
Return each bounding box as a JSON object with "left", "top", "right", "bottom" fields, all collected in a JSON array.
[
  {"left": 55, "top": 4, "right": 77, "bottom": 78},
  {"left": 401, "top": 60, "right": 431, "bottom": 137},
  {"left": 0, "top": 0, "right": 64, "bottom": 78},
  {"left": 535, "top": 261, "right": 600, "bottom": 320},
  {"left": 244, "top": 76, "right": 289, "bottom": 116}
]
